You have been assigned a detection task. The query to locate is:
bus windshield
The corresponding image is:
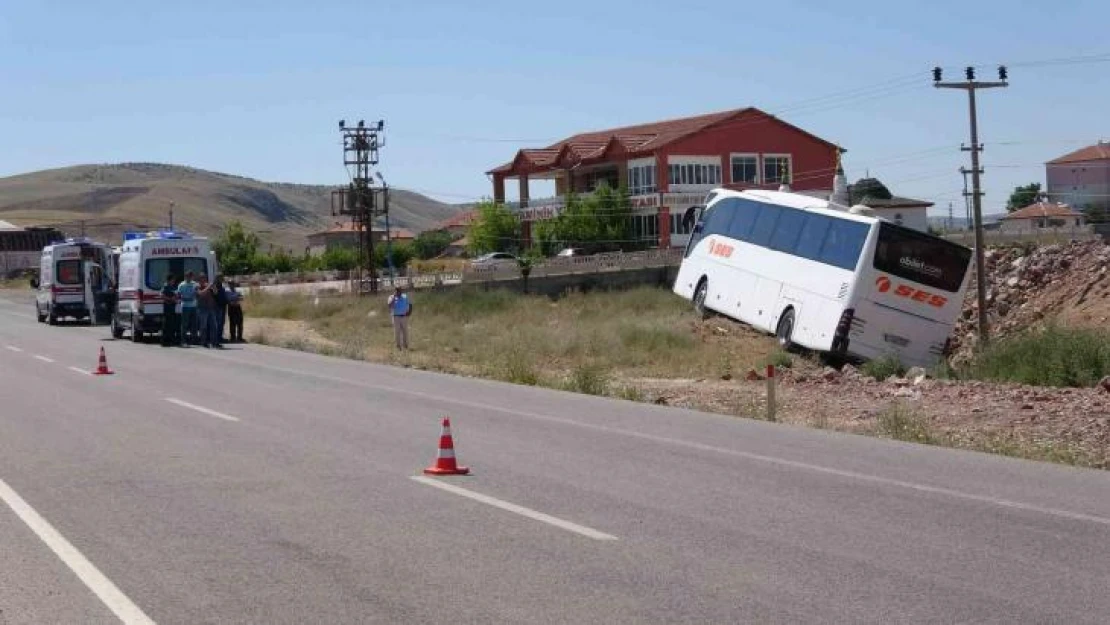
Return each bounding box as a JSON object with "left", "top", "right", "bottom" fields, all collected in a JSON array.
[{"left": 872, "top": 222, "right": 971, "bottom": 293}]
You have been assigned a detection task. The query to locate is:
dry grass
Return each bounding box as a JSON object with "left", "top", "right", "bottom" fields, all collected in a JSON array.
[{"left": 244, "top": 286, "right": 782, "bottom": 387}]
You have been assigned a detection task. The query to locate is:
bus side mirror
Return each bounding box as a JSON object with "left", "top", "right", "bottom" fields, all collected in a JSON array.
[
  {"left": 29, "top": 278, "right": 39, "bottom": 289},
  {"left": 681, "top": 205, "right": 703, "bottom": 232}
]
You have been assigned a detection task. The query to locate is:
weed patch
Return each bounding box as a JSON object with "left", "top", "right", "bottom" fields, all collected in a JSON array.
[
  {"left": 874, "top": 402, "right": 940, "bottom": 445},
  {"left": 862, "top": 354, "right": 906, "bottom": 381},
  {"left": 963, "top": 326, "right": 1110, "bottom": 387}
]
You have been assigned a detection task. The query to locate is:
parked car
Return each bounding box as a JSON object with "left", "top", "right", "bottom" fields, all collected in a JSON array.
[
  {"left": 555, "top": 247, "right": 586, "bottom": 257},
  {"left": 470, "top": 252, "right": 518, "bottom": 267}
]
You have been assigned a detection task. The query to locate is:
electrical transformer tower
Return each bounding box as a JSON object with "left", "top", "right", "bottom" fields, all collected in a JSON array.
[{"left": 332, "top": 119, "right": 388, "bottom": 294}]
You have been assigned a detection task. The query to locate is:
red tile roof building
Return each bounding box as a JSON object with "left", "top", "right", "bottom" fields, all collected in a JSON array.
[
  {"left": 486, "top": 107, "right": 842, "bottom": 248},
  {"left": 306, "top": 222, "right": 415, "bottom": 254},
  {"left": 999, "top": 202, "right": 1086, "bottom": 233}
]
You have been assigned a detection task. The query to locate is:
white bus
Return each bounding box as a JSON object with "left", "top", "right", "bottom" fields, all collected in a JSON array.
[{"left": 673, "top": 188, "right": 973, "bottom": 368}]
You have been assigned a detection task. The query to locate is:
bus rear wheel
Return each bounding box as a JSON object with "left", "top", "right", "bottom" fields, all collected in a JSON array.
[
  {"left": 776, "top": 308, "right": 795, "bottom": 351},
  {"left": 693, "top": 278, "right": 709, "bottom": 319}
]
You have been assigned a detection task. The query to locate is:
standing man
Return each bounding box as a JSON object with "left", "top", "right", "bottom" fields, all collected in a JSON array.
[
  {"left": 387, "top": 286, "right": 412, "bottom": 350},
  {"left": 160, "top": 274, "right": 180, "bottom": 347},
  {"left": 226, "top": 281, "right": 245, "bottom": 343},
  {"left": 214, "top": 275, "right": 229, "bottom": 343},
  {"left": 177, "top": 271, "right": 199, "bottom": 345},
  {"left": 196, "top": 274, "right": 219, "bottom": 348}
]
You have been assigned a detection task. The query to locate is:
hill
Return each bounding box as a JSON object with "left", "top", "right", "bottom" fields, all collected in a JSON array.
[{"left": 0, "top": 163, "right": 462, "bottom": 250}]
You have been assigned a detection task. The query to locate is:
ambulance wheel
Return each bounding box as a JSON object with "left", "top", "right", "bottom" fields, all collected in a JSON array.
[
  {"left": 36, "top": 306, "right": 46, "bottom": 323},
  {"left": 111, "top": 315, "right": 124, "bottom": 339},
  {"left": 47, "top": 308, "right": 58, "bottom": 326},
  {"left": 130, "top": 315, "right": 143, "bottom": 343},
  {"left": 776, "top": 308, "right": 796, "bottom": 352}
]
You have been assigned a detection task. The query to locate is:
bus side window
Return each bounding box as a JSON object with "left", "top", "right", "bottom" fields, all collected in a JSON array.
[
  {"left": 819, "top": 220, "right": 870, "bottom": 270},
  {"left": 748, "top": 205, "right": 781, "bottom": 248},
  {"left": 727, "top": 199, "right": 761, "bottom": 241},
  {"left": 794, "top": 215, "right": 829, "bottom": 261},
  {"left": 769, "top": 207, "right": 807, "bottom": 252}
]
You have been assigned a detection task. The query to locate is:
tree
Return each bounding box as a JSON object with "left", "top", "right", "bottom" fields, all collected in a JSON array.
[
  {"left": 320, "top": 246, "right": 358, "bottom": 271},
  {"left": 212, "top": 221, "right": 261, "bottom": 275},
  {"left": 533, "top": 182, "right": 637, "bottom": 254},
  {"left": 411, "top": 229, "right": 454, "bottom": 260},
  {"left": 373, "top": 241, "right": 414, "bottom": 271},
  {"left": 467, "top": 200, "right": 520, "bottom": 255},
  {"left": 1006, "top": 183, "right": 1042, "bottom": 212},
  {"left": 516, "top": 246, "right": 543, "bottom": 294}
]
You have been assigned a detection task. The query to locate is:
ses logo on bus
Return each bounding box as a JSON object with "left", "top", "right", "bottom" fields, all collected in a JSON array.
[
  {"left": 875, "top": 276, "right": 948, "bottom": 308},
  {"left": 707, "top": 239, "right": 734, "bottom": 258}
]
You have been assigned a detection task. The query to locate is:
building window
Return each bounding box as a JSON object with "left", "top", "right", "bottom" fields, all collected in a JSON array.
[
  {"left": 668, "top": 162, "right": 722, "bottom": 187},
  {"left": 670, "top": 211, "right": 693, "bottom": 236},
  {"left": 730, "top": 154, "right": 759, "bottom": 184},
  {"left": 631, "top": 214, "right": 659, "bottom": 244},
  {"left": 763, "top": 154, "right": 792, "bottom": 185},
  {"left": 628, "top": 162, "right": 656, "bottom": 195}
]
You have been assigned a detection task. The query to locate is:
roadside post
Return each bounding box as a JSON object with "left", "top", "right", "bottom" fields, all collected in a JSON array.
[{"left": 766, "top": 364, "right": 776, "bottom": 422}]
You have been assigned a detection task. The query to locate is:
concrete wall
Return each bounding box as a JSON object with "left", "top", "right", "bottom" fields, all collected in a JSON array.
[{"left": 464, "top": 265, "right": 679, "bottom": 298}]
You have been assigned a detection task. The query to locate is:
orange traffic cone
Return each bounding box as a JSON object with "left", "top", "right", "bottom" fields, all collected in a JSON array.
[
  {"left": 93, "top": 347, "right": 114, "bottom": 375},
  {"left": 423, "top": 417, "right": 469, "bottom": 475}
]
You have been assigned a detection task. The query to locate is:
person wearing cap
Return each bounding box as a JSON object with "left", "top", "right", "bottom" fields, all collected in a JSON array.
[{"left": 387, "top": 285, "right": 412, "bottom": 350}]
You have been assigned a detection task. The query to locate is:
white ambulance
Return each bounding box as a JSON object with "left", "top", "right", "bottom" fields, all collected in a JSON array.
[
  {"left": 112, "top": 230, "right": 218, "bottom": 341},
  {"left": 33, "top": 238, "right": 116, "bottom": 325}
]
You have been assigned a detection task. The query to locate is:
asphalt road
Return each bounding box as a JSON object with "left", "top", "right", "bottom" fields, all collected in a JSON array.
[{"left": 1, "top": 292, "right": 1110, "bottom": 624}]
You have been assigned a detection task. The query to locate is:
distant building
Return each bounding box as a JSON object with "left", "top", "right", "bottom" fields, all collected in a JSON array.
[
  {"left": 306, "top": 222, "right": 415, "bottom": 255},
  {"left": 999, "top": 202, "right": 1086, "bottom": 233},
  {"left": 846, "top": 178, "right": 932, "bottom": 232},
  {"left": 432, "top": 210, "right": 479, "bottom": 236},
  {"left": 486, "top": 107, "right": 842, "bottom": 249},
  {"left": 1046, "top": 141, "right": 1110, "bottom": 219}
]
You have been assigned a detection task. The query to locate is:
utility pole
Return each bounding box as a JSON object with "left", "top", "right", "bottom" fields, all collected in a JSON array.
[
  {"left": 935, "top": 65, "right": 1008, "bottom": 347},
  {"left": 948, "top": 201, "right": 954, "bottom": 231},
  {"left": 334, "top": 119, "right": 387, "bottom": 294},
  {"left": 959, "top": 167, "right": 972, "bottom": 230},
  {"left": 169, "top": 201, "right": 175, "bottom": 231}
]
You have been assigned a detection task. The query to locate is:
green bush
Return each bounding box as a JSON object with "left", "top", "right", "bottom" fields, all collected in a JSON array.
[
  {"left": 862, "top": 354, "right": 906, "bottom": 381},
  {"left": 764, "top": 349, "right": 793, "bottom": 369},
  {"left": 965, "top": 326, "right": 1110, "bottom": 387}
]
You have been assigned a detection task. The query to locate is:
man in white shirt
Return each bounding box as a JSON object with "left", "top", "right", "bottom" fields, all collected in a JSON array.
[{"left": 387, "top": 286, "right": 412, "bottom": 350}]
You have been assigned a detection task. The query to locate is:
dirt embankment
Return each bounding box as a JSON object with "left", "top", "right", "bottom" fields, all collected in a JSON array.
[{"left": 951, "top": 240, "right": 1110, "bottom": 363}]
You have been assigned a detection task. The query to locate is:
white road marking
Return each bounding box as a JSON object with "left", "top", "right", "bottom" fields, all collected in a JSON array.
[
  {"left": 412, "top": 476, "right": 618, "bottom": 541},
  {"left": 33, "top": 355, "right": 55, "bottom": 363},
  {"left": 5, "top": 345, "right": 23, "bottom": 352},
  {"left": 196, "top": 352, "right": 1110, "bottom": 529},
  {"left": 68, "top": 366, "right": 93, "bottom": 376},
  {"left": 0, "top": 476, "right": 156, "bottom": 625},
  {"left": 164, "top": 398, "right": 240, "bottom": 422}
]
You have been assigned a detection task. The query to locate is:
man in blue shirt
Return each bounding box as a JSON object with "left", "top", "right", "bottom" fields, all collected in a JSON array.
[
  {"left": 176, "top": 271, "right": 199, "bottom": 345},
  {"left": 387, "top": 286, "right": 412, "bottom": 350}
]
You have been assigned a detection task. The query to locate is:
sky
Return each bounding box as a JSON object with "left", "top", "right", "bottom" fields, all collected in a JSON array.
[{"left": 1, "top": 0, "right": 1108, "bottom": 217}]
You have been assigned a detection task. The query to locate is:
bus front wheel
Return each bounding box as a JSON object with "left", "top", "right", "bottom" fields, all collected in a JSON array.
[
  {"left": 693, "top": 279, "right": 709, "bottom": 319},
  {"left": 776, "top": 308, "right": 795, "bottom": 351}
]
